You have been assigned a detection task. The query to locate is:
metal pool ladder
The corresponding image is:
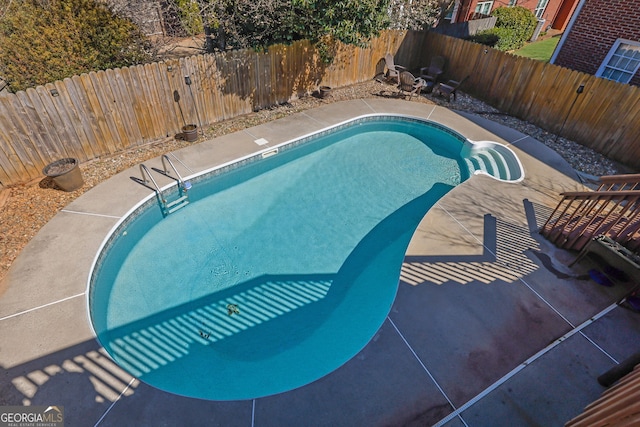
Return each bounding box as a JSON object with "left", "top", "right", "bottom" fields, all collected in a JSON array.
[{"left": 131, "top": 155, "right": 191, "bottom": 216}]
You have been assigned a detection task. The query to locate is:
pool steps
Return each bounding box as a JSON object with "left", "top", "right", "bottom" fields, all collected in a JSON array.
[
  {"left": 131, "top": 155, "right": 191, "bottom": 216},
  {"left": 463, "top": 142, "right": 522, "bottom": 182},
  {"left": 165, "top": 195, "right": 190, "bottom": 214},
  {"left": 465, "top": 149, "right": 507, "bottom": 180}
]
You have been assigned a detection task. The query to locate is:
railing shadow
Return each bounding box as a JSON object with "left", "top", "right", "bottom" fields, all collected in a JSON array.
[
  {"left": 401, "top": 213, "right": 537, "bottom": 286},
  {"left": 400, "top": 198, "right": 586, "bottom": 287}
]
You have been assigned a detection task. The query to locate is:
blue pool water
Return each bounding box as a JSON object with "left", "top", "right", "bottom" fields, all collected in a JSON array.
[{"left": 89, "top": 116, "right": 521, "bottom": 400}]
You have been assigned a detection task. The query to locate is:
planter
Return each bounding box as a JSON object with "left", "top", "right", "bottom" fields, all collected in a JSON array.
[
  {"left": 319, "top": 86, "right": 332, "bottom": 99},
  {"left": 181, "top": 124, "right": 198, "bottom": 142},
  {"left": 42, "top": 158, "right": 84, "bottom": 191}
]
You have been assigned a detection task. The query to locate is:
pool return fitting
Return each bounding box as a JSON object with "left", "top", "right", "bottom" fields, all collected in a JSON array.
[{"left": 131, "top": 154, "right": 191, "bottom": 216}]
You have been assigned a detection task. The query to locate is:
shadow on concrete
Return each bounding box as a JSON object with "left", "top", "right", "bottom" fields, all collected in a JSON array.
[{"left": 1, "top": 182, "right": 456, "bottom": 423}]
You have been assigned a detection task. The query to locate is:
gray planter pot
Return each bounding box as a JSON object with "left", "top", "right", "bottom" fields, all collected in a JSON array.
[
  {"left": 43, "top": 158, "right": 84, "bottom": 191},
  {"left": 319, "top": 86, "right": 332, "bottom": 99}
]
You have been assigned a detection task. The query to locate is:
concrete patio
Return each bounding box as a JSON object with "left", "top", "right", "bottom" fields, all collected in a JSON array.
[{"left": 1, "top": 98, "right": 638, "bottom": 426}]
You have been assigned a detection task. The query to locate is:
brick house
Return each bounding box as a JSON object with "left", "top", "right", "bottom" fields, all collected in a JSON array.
[
  {"left": 446, "top": 0, "right": 580, "bottom": 32},
  {"left": 550, "top": 0, "right": 640, "bottom": 86}
]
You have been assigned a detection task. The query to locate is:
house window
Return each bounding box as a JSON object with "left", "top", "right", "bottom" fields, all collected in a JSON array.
[
  {"left": 475, "top": 1, "right": 494, "bottom": 16},
  {"left": 534, "top": 0, "right": 549, "bottom": 18},
  {"left": 508, "top": 0, "right": 517, "bottom": 6},
  {"left": 445, "top": 0, "right": 461, "bottom": 23},
  {"left": 597, "top": 39, "right": 640, "bottom": 84}
]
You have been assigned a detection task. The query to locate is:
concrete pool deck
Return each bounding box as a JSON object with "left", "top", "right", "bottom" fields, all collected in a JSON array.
[{"left": 1, "top": 98, "right": 639, "bottom": 426}]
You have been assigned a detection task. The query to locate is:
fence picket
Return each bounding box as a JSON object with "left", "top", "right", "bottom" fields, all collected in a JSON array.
[
  {"left": 206, "top": 55, "right": 224, "bottom": 121},
  {"left": 497, "top": 55, "right": 528, "bottom": 113},
  {"left": 0, "top": 99, "right": 33, "bottom": 182},
  {"left": 158, "top": 61, "right": 176, "bottom": 136},
  {"left": 17, "top": 90, "right": 60, "bottom": 164},
  {"left": 108, "top": 68, "right": 142, "bottom": 145},
  {"left": 595, "top": 82, "right": 634, "bottom": 137},
  {"left": 31, "top": 86, "right": 70, "bottom": 160},
  {"left": 126, "top": 66, "right": 153, "bottom": 141},
  {"left": 79, "top": 74, "right": 115, "bottom": 155},
  {"left": 194, "top": 55, "right": 213, "bottom": 125},
  {"left": 139, "top": 63, "right": 164, "bottom": 139},
  {"left": 534, "top": 66, "right": 573, "bottom": 131},
  {"left": 607, "top": 95, "right": 640, "bottom": 161},
  {"left": 9, "top": 94, "right": 47, "bottom": 170},
  {"left": 2, "top": 97, "right": 44, "bottom": 178},
  {"left": 0, "top": 139, "right": 17, "bottom": 184},
  {"left": 64, "top": 77, "right": 100, "bottom": 159},
  {"left": 92, "top": 71, "right": 129, "bottom": 152},
  {"left": 570, "top": 78, "right": 617, "bottom": 150},
  {"left": 121, "top": 66, "right": 148, "bottom": 141}
]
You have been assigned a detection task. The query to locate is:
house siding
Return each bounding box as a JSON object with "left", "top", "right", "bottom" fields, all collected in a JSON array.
[
  {"left": 456, "top": 0, "right": 578, "bottom": 31},
  {"left": 456, "top": 0, "right": 568, "bottom": 28},
  {"left": 554, "top": 0, "right": 640, "bottom": 86},
  {"left": 506, "top": 0, "right": 565, "bottom": 24}
]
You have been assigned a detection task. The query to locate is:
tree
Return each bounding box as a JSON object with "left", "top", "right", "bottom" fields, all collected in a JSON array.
[
  {"left": 162, "top": 0, "right": 390, "bottom": 53},
  {"left": 161, "top": 0, "right": 457, "bottom": 55},
  {"left": 0, "top": 0, "right": 152, "bottom": 92},
  {"left": 387, "top": 0, "right": 455, "bottom": 31}
]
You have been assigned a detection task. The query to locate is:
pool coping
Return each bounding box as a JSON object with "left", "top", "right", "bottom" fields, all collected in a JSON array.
[{"left": 1, "top": 98, "right": 638, "bottom": 426}]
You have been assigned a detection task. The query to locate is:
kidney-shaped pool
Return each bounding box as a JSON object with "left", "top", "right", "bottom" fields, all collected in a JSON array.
[{"left": 88, "top": 115, "right": 523, "bottom": 400}]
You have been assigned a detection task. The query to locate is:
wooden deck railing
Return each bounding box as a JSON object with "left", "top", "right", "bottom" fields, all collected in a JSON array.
[
  {"left": 566, "top": 362, "right": 640, "bottom": 426},
  {"left": 540, "top": 174, "right": 640, "bottom": 252}
]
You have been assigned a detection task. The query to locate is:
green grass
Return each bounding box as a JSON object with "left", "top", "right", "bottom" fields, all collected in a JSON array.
[{"left": 513, "top": 36, "right": 560, "bottom": 62}]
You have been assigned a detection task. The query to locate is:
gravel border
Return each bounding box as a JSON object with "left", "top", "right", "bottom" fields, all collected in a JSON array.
[{"left": 0, "top": 80, "right": 634, "bottom": 287}]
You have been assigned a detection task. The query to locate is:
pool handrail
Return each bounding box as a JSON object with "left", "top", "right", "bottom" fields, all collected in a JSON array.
[
  {"left": 133, "top": 164, "right": 165, "bottom": 203},
  {"left": 153, "top": 154, "right": 190, "bottom": 192}
]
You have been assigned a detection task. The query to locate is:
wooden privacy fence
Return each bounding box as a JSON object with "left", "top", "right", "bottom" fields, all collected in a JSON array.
[
  {"left": 423, "top": 32, "right": 640, "bottom": 171},
  {"left": 0, "top": 30, "right": 428, "bottom": 187},
  {"left": 2, "top": 29, "right": 639, "bottom": 187}
]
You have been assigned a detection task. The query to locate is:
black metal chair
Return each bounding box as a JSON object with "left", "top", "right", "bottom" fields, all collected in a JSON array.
[
  {"left": 433, "top": 76, "right": 469, "bottom": 102},
  {"left": 419, "top": 56, "right": 445, "bottom": 85}
]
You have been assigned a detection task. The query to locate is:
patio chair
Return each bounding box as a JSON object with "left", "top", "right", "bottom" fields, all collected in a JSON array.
[
  {"left": 384, "top": 53, "right": 407, "bottom": 85},
  {"left": 419, "top": 56, "right": 445, "bottom": 84},
  {"left": 373, "top": 57, "right": 387, "bottom": 82},
  {"left": 398, "top": 71, "right": 427, "bottom": 99},
  {"left": 432, "top": 75, "right": 469, "bottom": 102}
]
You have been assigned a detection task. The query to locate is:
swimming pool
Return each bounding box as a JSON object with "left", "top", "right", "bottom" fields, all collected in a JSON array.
[{"left": 89, "top": 115, "right": 523, "bottom": 400}]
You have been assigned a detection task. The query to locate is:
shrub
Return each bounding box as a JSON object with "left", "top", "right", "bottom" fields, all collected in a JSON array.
[
  {"left": 173, "top": 0, "right": 204, "bottom": 36},
  {"left": 0, "top": 0, "right": 152, "bottom": 92},
  {"left": 490, "top": 27, "right": 522, "bottom": 51},
  {"left": 491, "top": 6, "right": 538, "bottom": 50},
  {"left": 467, "top": 30, "right": 499, "bottom": 47},
  {"left": 468, "top": 7, "right": 539, "bottom": 52}
]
